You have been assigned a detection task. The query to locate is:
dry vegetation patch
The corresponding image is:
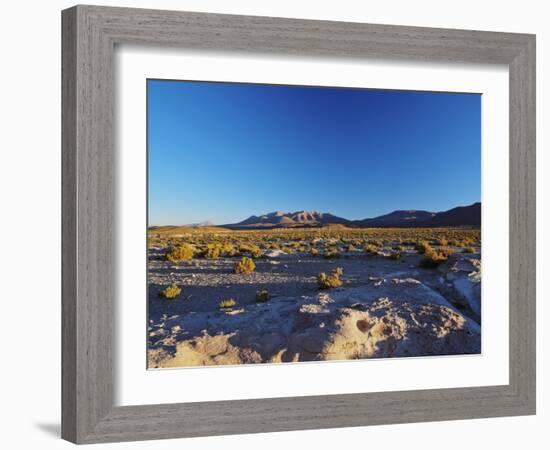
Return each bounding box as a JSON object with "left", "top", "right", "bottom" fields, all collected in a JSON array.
[
  {"left": 317, "top": 267, "right": 344, "bottom": 289},
  {"left": 166, "top": 243, "right": 194, "bottom": 262},
  {"left": 150, "top": 227, "right": 480, "bottom": 270},
  {"left": 219, "top": 298, "right": 236, "bottom": 309},
  {"left": 233, "top": 257, "right": 256, "bottom": 274},
  {"left": 159, "top": 283, "right": 182, "bottom": 299}
]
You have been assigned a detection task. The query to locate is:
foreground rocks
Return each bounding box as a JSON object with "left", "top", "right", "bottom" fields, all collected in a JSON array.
[
  {"left": 445, "top": 257, "right": 481, "bottom": 318},
  {"left": 148, "top": 273, "right": 481, "bottom": 368}
]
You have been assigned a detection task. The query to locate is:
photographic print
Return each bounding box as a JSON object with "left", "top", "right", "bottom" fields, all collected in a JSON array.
[{"left": 147, "top": 80, "right": 481, "bottom": 369}]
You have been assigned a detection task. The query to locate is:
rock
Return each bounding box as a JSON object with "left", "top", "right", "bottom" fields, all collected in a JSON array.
[
  {"left": 264, "top": 249, "right": 290, "bottom": 258},
  {"left": 448, "top": 256, "right": 481, "bottom": 318},
  {"left": 148, "top": 279, "right": 480, "bottom": 368},
  {"left": 225, "top": 308, "right": 245, "bottom": 315}
]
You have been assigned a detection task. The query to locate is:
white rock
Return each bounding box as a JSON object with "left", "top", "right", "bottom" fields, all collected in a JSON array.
[
  {"left": 149, "top": 279, "right": 480, "bottom": 368},
  {"left": 449, "top": 257, "right": 481, "bottom": 317},
  {"left": 264, "top": 249, "right": 290, "bottom": 259}
]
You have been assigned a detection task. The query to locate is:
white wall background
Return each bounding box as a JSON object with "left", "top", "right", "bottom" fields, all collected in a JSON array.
[{"left": 0, "top": 1, "right": 546, "bottom": 448}]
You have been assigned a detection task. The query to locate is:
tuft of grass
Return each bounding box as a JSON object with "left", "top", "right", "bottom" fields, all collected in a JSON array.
[
  {"left": 238, "top": 243, "right": 263, "bottom": 258},
  {"left": 463, "top": 247, "right": 476, "bottom": 253},
  {"left": 233, "top": 257, "right": 256, "bottom": 274},
  {"left": 364, "top": 244, "right": 378, "bottom": 254},
  {"left": 205, "top": 243, "right": 221, "bottom": 259},
  {"left": 317, "top": 267, "right": 343, "bottom": 289},
  {"left": 415, "top": 241, "right": 432, "bottom": 254},
  {"left": 310, "top": 248, "right": 319, "bottom": 256},
  {"left": 419, "top": 247, "right": 453, "bottom": 268},
  {"left": 255, "top": 289, "right": 270, "bottom": 302},
  {"left": 166, "top": 243, "right": 194, "bottom": 262},
  {"left": 159, "top": 283, "right": 181, "bottom": 299},
  {"left": 439, "top": 246, "right": 455, "bottom": 258},
  {"left": 461, "top": 238, "right": 474, "bottom": 247},
  {"left": 219, "top": 298, "right": 236, "bottom": 309},
  {"left": 323, "top": 248, "right": 339, "bottom": 259},
  {"left": 220, "top": 242, "right": 238, "bottom": 257}
]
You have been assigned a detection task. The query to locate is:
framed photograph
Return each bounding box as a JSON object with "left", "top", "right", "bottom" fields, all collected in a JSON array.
[{"left": 62, "top": 5, "right": 536, "bottom": 444}]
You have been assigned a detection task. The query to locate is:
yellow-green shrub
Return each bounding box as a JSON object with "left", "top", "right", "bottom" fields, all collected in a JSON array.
[
  {"left": 159, "top": 283, "right": 181, "bottom": 299},
  {"left": 219, "top": 298, "right": 236, "bottom": 309},
  {"left": 415, "top": 241, "right": 432, "bottom": 254},
  {"left": 221, "top": 242, "right": 238, "bottom": 256},
  {"left": 233, "top": 257, "right": 256, "bottom": 274},
  {"left": 420, "top": 247, "right": 453, "bottom": 268},
  {"left": 166, "top": 244, "right": 194, "bottom": 262},
  {"left": 204, "top": 243, "right": 221, "bottom": 259},
  {"left": 323, "top": 248, "right": 339, "bottom": 259},
  {"left": 364, "top": 244, "right": 378, "bottom": 254},
  {"left": 317, "top": 267, "right": 343, "bottom": 289},
  {"left": 439, "top": 246, "right": 454, "bottom": 258},
  {"left": 239, "top": 243, "right": 263, "bottom": 258}
]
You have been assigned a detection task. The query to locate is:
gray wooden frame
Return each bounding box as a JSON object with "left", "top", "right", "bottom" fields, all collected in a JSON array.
[{"left": 62, "top": 4, "right": 536, "bottom": 444}]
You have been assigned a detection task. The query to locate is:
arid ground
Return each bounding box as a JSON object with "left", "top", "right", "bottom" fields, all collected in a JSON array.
[{"left": 147, "top": 227, "right": 481, "bottom": 368}]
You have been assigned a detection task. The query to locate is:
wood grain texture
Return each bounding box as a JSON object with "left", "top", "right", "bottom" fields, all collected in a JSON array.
[
  {"left": 61, "top": 4, "right": 536, "bottom": 444},
  {"left": 61, "top": 7, "right": 77, "bottom": 443}
]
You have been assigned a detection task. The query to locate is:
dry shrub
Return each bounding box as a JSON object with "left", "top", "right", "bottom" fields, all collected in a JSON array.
[
  {"left": 233, "top": 257, "right": 256, "bottom": 274},
  {"left": 166, "top": 244, "right": 194, "bottom": 262},
  {"left": 255, "top": 289, "right": 270, "bottom": 302},
  {"left": 415, "top": 241, "right": 432, "bottom": 254},
  {"left": 420, "top": 247, "right": 453, "bottom": 268},
  {"left": 159, "top": 283, "right": 181, "bottom": 299},
  {"left": 221, "top": 242, "right": 238, "bottom": 256},
  {"left": 364, "top": 244, "right": 378, "bottom": 254},
  {"left": 219, "top": 298, "right": 236, "bottom": 309},
  {"left": 205, "top": 243, "right": 221, "bottom": 259},
  {"left": 317, "top": 267, "right": 343, "bottom": 289},
  {"left": 239, "top": 243, "right": 263, "bottom": 258},
  {"left": 323, "top": 248, "right": 339, "bottom": 259}
]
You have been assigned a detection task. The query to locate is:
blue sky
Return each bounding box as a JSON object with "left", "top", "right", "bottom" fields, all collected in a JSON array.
[{"left": 148, "top": 79, "right": 481, "bottom": 225}]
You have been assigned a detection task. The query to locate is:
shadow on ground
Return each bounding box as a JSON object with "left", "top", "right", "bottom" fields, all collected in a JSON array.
[{"left": 35, "top": 422, "right": 60, "bottom": 438}]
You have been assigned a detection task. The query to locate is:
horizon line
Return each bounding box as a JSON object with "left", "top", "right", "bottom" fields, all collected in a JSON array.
[{"left": 148, "top": 201, "right": 481, "bottom": 228}]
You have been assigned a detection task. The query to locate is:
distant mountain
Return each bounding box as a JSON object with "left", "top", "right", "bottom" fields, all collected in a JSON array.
[
  {"left": 355, "top": 210, "right": 436, "bottom": 227},
  {"left": 186, "top": 221, "right": 214, "bottom": 227},
  {"left": 354, "top": 202, "right": 480, "bottom": 228},
  {"left": 215, "top": 202, "right": 481, "bottom": 229},
  {"left": 222, "top": 210, "right": 350, "bottom": 229},
  {"left": 422, "top": 202, "right": 481, "bottom": 227}
]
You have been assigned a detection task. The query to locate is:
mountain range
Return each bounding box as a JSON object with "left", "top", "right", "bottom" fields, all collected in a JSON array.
[{"left": 219, "top": 202, "right": 481, "bottom": 229}]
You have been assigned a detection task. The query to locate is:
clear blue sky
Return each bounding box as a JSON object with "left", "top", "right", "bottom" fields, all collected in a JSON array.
[{"left": 148, "top": 79, "right": 481, "bottom": 225}]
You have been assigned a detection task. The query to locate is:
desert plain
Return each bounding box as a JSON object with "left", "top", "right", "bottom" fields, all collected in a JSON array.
[{"left": 147, "top": 220, "right": 481, "bottom": 368}]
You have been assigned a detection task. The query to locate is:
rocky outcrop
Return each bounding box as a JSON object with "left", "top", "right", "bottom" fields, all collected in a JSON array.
[
  {"left": 445, "top": 256, "right": 481, "bottom": 318},
  {"left": 148, "top": 277, "right": 480, "bottom": 368}
]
